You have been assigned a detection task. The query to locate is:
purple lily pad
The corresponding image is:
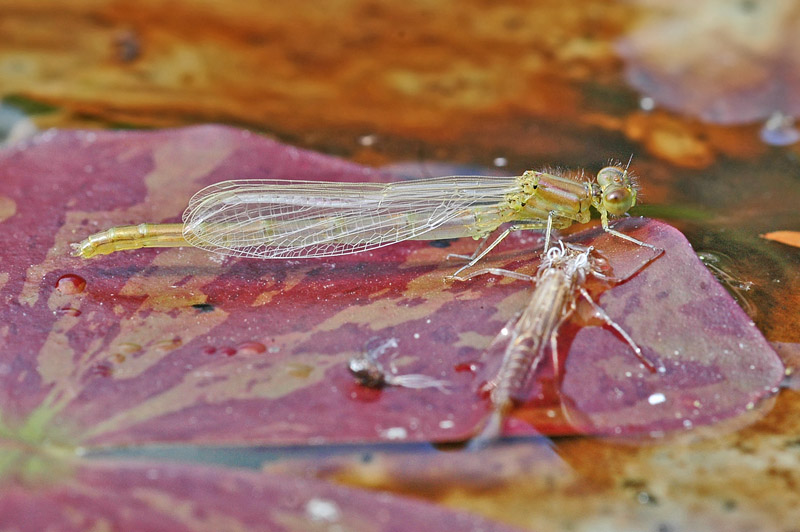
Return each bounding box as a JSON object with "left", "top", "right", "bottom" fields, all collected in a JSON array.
[
  {"left": 0, "top": 460, "right": 523, "bottom": 532},
  {"left": 0, "top": 125, "right": 784, "bottom": 450},
  {"left": 538, "top": 220, "right": 785, "bottom": 436}
]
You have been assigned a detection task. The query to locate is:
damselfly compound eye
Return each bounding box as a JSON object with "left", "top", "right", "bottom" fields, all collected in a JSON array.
[
  {"left": 603, "top": 186, "right": 635, "bottom": 216},
  {"left": 597, "top": 166, "right": 628, "bottom": 187}
]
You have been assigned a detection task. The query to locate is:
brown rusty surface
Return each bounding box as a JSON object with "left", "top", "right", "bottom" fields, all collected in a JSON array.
[
  {"left": 2, "top": 1, "right": 800, "bottom": 531},
  {"left": 269, "top": 391, "right": 800, "bottom": 532},
  {"left": 1, "top": 0, "right": 636, "bottom": 159}
]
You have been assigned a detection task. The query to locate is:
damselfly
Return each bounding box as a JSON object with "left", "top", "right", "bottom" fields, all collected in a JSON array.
[
  {"left": 466, "top": 241, "right": 661, "bottom": 447},
  {"left": 72, "top": 164, "right": 656, "bottom": 277}
]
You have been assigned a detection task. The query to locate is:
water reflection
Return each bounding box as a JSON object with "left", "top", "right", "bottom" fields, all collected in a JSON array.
[
  {"left": 697, "top": 250, "right": 757, "bottom": 318},
  {"left": 618, "top": 0, "right": 800, "bottom": 145}
]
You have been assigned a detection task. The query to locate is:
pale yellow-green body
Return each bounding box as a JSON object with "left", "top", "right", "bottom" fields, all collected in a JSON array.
[
  {"left": 71, "top": 166, "right": 641, "bottom": 260},
  {"left": 74, "top": 223, "right": 187, "bottom": 258}
]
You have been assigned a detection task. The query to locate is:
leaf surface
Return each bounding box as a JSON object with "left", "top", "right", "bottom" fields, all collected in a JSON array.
[
  {"left": 0, "top": 460, "right": 523, "bottom": 532},
  {"left": 0, "top": 126, "right": 784, "bottom": 449}
]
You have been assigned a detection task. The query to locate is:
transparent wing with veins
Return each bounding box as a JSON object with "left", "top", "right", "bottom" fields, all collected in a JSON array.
[{"left": 181, "top": 177, "right": 520, "bottom": 259}]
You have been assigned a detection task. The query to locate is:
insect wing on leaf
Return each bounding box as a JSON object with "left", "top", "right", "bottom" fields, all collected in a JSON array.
[{"left": 182, "top": 177, "right": 518, "bottom": 259}]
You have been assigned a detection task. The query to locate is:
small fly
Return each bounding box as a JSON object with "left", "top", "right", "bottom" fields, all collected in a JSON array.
[{"left": 348, "top": 338, "right": 450, "bottom": 392}]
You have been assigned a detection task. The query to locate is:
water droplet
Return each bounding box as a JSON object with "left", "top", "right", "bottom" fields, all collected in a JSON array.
[
  {"left": 55, "top": 274, "right": 86, "bottom": 294},
  {"left": 454, "top": 361, "right": 478, "bottom": 373},
  {"left": 56, "top": 306, "right": 81, "bottom": 317},
  {"left": 380, "top": 426, "right": 408, "bottom": 440},
  {"left": 236, "top": 341, "right": 266, "bottom": 355},
  {"left": 358, "top": 134, "right": 377, "bottom": 147},
  {"left": 348, "top": 382, "right": 382, "bottom": 402},
  {"left": 155, "top": 337, "right": 182, "bottom": 351},
  {"left": 637, "top": 491, "right": 657, "bottom": 505},
  {"left": 760, "top": 111, "right": 800, "bottom": 146},
  {"left": 305, "top": 498, "right": 341, "bottom": 522},
  {"left": 639, "top": 96, "right": 655, "bottom": 111},
  {"left": 647, "top": 392, "right": 666, "bottom": 405}
]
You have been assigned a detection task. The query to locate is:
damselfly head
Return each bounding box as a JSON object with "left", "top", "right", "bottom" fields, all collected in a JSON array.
[{"left": 596, "top": 165, "right": 637, "bottom": 216}]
